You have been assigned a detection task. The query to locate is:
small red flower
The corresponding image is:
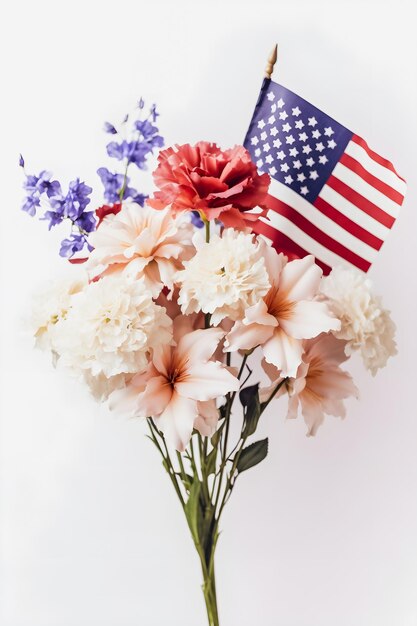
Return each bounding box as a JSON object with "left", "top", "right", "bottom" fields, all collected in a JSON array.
[
  {"left": 148, "top": 142, "right": 270, "bottom": 229},
  {"left": 95, "top": 202, "right": 122, "bottom": 226}
]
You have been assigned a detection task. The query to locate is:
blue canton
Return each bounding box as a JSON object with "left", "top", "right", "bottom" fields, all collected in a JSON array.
[{"left": 244, "top": 80, "right": 353, "bottom": 202}]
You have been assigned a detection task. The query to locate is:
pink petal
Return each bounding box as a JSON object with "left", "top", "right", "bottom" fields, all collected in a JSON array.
[
  {"left": 152, "top": 344, "right": 172, "bottom": 378},
  {"left": 135, "top": 375, "right": 173, "bottom": 417},
  {"left": 154, "top": 391, "right": 197, "bottom": 451},
  {"left": 299, "top": 393, "right": 326, "bottom": 436},
  {"left": 225, "top": 320, "right": 274, "bottom": 352},
  {"left": 194, "top": 400, "right": 219, "bottom": 437},
  {"left": 279, "top": 300, "right": 340, "bottom": 340},
  {"left": 243, "top": 299, "right": 278, "bottom": 327},
  {"left": 176, "top": 361, "right": 239, "bottom": 401},
  {"left": 176, "top": 328, "right": 224, "bottom": 365},
  {"left": 262, "top": 328, "right": 303, "bottom": 378},
  {"left": 280, "top": 256, "right": 322, "bottom": 301}
]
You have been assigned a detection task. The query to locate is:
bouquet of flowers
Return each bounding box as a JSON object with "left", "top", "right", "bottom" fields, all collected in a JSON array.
[{"left": 20, "top": 99, "right": 397, "bottom": 626}]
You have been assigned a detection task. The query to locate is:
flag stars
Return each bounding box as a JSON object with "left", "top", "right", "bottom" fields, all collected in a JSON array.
[
  {"left": 277, "top": 150, "right": 286, "bottom": 160},
  {"left": 269, "top": 166, "right": 277, "bottom": 176},
  {"left": 277, "top": 98, "right": 285, "bottom": 108},
  {"left": 302, "top": 144, "right": 312, "bottom": 154},
  {"left": 289, "top": 147, "right": 299, "bottom": 157},
  {"left": 299, "top": 132, "right": 308, "bottom": 142},
  {"left": 257, "top": 120, "right": 266, "bottom": 129},
  {"left": 324, "top": 126, "right": 334, "bottom": 136},
  {"left": 269, "top": 127, "right": 279, "bottom": 137},
  {"left": 268, "top": 115, "right": 276, "bottom": 124},
  {"left": 282, "top": 122, "right": 292, "bottom": 132},
  {"left": 306, "top": 157, "right": 315, "bottom": 167},
  {"left": 328, "top": 139, "right": 337, "bottom": 149},
  {"left": 295, "top": 120, "right": 305, "bottom": 129},
  {"left": 260, "top": 131, "right": 267, "bottom": 141},
  {"left": 309, "top": 170, "right": 319, "bottom": 180},
  {"left": 312, "top": 129, "right": 321, "bottom": 139},
  {"left": 265, "top": 154, "right": 273, "bottom": 164},
  {"left": 279, "top": 110, "right": 289, "bottom": 120},
  {"left": 256, "top": 159, "right": 264, "bottom": 168},
  {"left": 293, "top": 160, "right": 302, "bottom": 169},
  {"left": 267, "top": 91, "right": 275, "bottom": 101},
  {"left": 271, "top": 104, "right": 277, "bottom": 113},
  {"left": 315, "top": 142, "right": 325, "bottom": 152},
  {"left": 284, "top": 175, "right": 294, "bottom": 184},
  {"left": 300, "top": 186, "right": 309, "bottom": 196},
  {"left": 263, "top": 143, "right": 271, "bottom": 152},
  {"left": 297, "top": 173, "right": 306, "bottom": 182},
  {"left": 285, "top": 135, "right": 295, "bottom": 145},
  {"left": 280, "top": 163, "right": 290, "bottom": 173},
  {"left": 251, "top": 136, "right": 259, "bottom": 146},
  {"left": 318, "top": 155, "right": 328, "bottom": 165},
  {"left": 308, "top": 117, "right": 318, "bottom": 127},
  {"left": 291, "top": 106, "right": 301, "bottom": 117},
  {"left": 273, "top": 138, "right": 282, "bottom": 148},
  {"left": 254, "top": 148, "right": 261, "bottom": 157}
]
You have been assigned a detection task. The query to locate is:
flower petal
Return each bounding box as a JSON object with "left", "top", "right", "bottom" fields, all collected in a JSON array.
[
  {"left": 176, "top": 328, "right": 224, "bottom": 364},
  {"left": 176, "top": 361, "right": 239, "bottom": 401},
  {"left": 262, "top": 328, "right": 303, "bottom": 378},
  {"left": 225, "top": 319, "right": 274, "bottom": 352},
  {"left": 279, "top": 300, "right": 340, "bottom": 340},
  {"left": 280, "top": 255, "right": 322, "bottom": 301},
  {"left": 154, "top": 391, "right": 197, "bottom": 451}
]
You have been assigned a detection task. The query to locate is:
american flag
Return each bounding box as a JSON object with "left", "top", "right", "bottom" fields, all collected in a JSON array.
[{"left": 244, "top": 79, "right": 406, "bottom": 274}]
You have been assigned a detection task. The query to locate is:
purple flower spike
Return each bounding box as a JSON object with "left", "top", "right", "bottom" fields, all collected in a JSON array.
[{"left": 103, "top": 121, "right": 117, "bottom": 135}]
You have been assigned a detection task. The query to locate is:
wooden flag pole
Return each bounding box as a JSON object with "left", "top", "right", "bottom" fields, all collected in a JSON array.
[{"left": 265, "top": 44, "right": 278, "bottom": 79}]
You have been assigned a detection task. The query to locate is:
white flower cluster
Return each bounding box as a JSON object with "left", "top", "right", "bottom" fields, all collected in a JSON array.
[
  {"left": 320, "top": 266, "right": 397, "bottom": 375},
  {"left": 176, "top": 229, "right": 271, "bottom": 325},
  {"left": 32, "top": 273, "right": 172, "bottom": 398}
]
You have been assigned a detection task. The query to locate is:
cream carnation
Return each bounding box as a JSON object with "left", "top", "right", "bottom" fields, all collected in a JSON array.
[
  {"left": 32, "top": 271, "right": 88, "bottom": 351},
  {"left": 87, "top": 202, "right": 194, "bottom": 297},
  {"left": 320, "top": 266, "right": 397, "bottom": 375},
  {"left": 53, "top": 274, "right": 173, "bottom": 384},
  {"left": 176, "top": 229, "right": 270, "bottom": 325}
]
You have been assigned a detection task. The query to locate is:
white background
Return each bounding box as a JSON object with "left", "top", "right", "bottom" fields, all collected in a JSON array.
[{"left": 1, "top": 1, "right": 417, "bottom": 625}]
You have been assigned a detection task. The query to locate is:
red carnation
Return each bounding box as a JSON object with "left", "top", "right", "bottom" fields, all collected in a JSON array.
[
  {"left": 95, "top": 202, "right": 122, "bottom": 226},
  {"left": 147, "top": 142, "right": 270, "bottom": 229}
]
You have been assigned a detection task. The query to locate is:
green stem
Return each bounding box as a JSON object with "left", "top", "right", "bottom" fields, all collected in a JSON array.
[
  {"left": 200, "top": 553, "right": 220, "bottom": 626},
  {"left": 118, "top": 159, "right": 130, "bottom": 202}
]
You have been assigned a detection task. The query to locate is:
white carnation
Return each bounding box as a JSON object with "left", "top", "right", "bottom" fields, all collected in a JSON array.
[
  {"left": 32, "top": 270, "right": 88, "bottom": 351},
  {"left": 176, "top": 229, "right": 271, "bottom": 325},
  {"left": 53, "top": 274, "right": 173, "bottom": 384},
  {"left": 320, "top": 266, "right": 397, "bottom": 375}
]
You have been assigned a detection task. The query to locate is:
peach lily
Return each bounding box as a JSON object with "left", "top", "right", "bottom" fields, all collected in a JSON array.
[
  {"left": 110, "top": 326, "right": 239, "bottom": 451},
  {"left": 225, "top": 249, "right": 341, "bottom": 378}
]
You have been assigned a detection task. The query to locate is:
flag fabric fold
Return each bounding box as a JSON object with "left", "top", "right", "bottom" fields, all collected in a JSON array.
[{"left": 244, "top": 79, "right": 406, "bottom": 274}]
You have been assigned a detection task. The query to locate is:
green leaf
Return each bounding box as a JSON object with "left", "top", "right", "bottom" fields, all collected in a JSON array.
[
  {"left": 240, "top": 383, "right": 261, "bottom": 437},
  {"left": 211, "top": 420, "right": 225, "bottom": 447},
  {"left": 205, "top": 447, "right": 217, "bottom": 476},
  {"left": 236, "top": 438, "right": 268, "bottom": 473},
  {"left": 184, "top": 479, "right": 202, "bottom": 545}
]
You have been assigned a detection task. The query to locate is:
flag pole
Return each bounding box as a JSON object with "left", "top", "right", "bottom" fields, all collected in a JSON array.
[{"left": 265, "top": 44, "right": 278, "bottom": 79}]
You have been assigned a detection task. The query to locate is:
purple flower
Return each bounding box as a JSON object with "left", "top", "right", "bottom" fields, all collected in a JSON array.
[
  {"left": 41, "top": 209, "right": 65, "bottom": 229},
  {"left": 103, "top": 121, "right": 117, "bottom": 135},
  {"left": 59, "top": 233, "right": 90, "bottom": 258},
  {"left": 19, "top": 154, "right": 25, "bottom": 168},
  {"left": 64, "top": 179, "right": 92, "bottom": 220},
  {"left": 97, "top": 167, "right": 125, "bottom": 202},
  {"left": 21, "top": 194, "right": 40, "bottom": 216},
  {"left": 150, "top": 104, "right": 159, "bottom": 122},
  {"left": 190, "top": 211, "right": 204, "bottom": 228},
  {"left": 97, "top": 167, "right": 147, "bottom": 204},
  {"left": 75, "top": 210, "right": 96, "bottom": 233}
]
